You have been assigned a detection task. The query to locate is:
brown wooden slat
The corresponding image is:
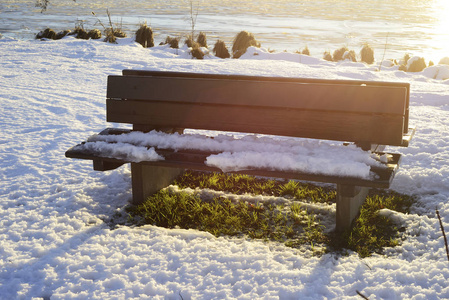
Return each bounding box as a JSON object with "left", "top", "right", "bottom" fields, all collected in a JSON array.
[
  {"left": 122, "top": 70, "right": 410, "bottom": 89},
  {"left": 121, "top": 70, "right": 411, "bottom": 134},
  {"left": 107, "top": 76, "right": 407, "bottom": 115},
  {"left": 65, "top": 136, "right": 401, "bottom": 189},
  {"left": 106, "top": 99, "right": 405, "bottom": 146}
]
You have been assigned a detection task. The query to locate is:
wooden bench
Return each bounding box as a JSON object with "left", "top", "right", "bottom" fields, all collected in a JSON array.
[{"left": 66, "top": 70, "right": 414, "bottom": 231}]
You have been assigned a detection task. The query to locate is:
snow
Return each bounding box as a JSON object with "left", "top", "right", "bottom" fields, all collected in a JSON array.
[
  {"left": 82, "top": 130, "right": 385, "bottom": 178},
  {"left": 1, "top": 36, "right": 449, "bottom": 299}
]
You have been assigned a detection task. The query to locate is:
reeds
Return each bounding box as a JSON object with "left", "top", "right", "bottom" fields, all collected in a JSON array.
[
  {"left": 163, "top": 36, "right": 180, "bottom": 48},
  {"left": 197, "top": 32, "right": 207, "bottom": 48},
  {"left": 135, "top": 23, "right": 154, "bottom": 48},
  {"left": 360, "top": 44, "right": 375, "bottom": 64},
  {"left": 232, "top": 31, "right": 260, "bottom": 58},
  {"left": 213, "top": 40, "right": 230, "bottom": 59}
]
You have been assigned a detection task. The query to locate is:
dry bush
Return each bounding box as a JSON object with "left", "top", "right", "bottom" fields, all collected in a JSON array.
[
  {"left": 360, "top": 44, "right": 375, "bottom": 64},
  {"left": 302, "top": 46, "right": 310, "bottom": 56},
  {"left": 135, "top": 24, "right": 154, "bottom": 48},
  {"left": 104, "top": 31, "right": 116, "bottom": 43},
  {"left": 184, "top": 35, "right": 194, "bottom": 48},
  {"left": 213, "top": 40, "right": 230, "bottom": 59},
  {"left": 92, "top": 10, "right": 126, "bottom": 43},
  {"left": 402, "top": 53, "right": 411, "bottom": 65},
  {"left": 343, "top": 50, "right": 357, "bottom": 62},
  {"left": 73, "top": 27, "right": 88, "bottom": 39},
  {"left": 190, "top": 43, "right": 205, "bottom": 59},
  {"left": 163, "top": 36, "right": 180, "bottom": 48},
  {"left": 55, "top": 30, "right": 71, "bottom": 40},
  {"left": 36, "top": 28, "right": 56, "bottom": 39},
  {"left": 333, "top": 46, "right": 348, "bottom": 61},
  {"left": 407, "top": 57, "right": 426, "bottom": 72},
  {"left": 113, "top": 29, "right": 126, "bottom": 38},
  {"left": 323, "top": 51, "right": 333, "bottom": 61},
  {"left": 232, "top": 31, "right": 260, "bottom": 58},
  {"left": 197, "top": 32, "right": 207, "bottom": 48},
  {"left": 87, "top": 29, "right": 102, "bottom": 39}
]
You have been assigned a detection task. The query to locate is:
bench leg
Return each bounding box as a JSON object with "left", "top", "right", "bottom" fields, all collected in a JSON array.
[
  {"left": 335, "top": 184, "right": 369, "bottom": 232},
  {"left": 131, "top": 163, "right": 184, "bottom": 205}
]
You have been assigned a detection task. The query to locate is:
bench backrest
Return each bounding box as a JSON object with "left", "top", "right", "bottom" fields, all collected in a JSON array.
[{"left": 106, "top": 70, "right": 410, "bottom": 147}]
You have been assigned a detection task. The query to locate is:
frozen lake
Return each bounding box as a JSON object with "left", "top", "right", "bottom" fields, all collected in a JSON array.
[{"left": 1, "top": 0, "right": 448, "bottom": 61}]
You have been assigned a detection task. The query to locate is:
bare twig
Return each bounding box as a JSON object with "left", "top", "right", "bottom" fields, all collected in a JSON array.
[
  {"left": 356, "top": 290, "right": 369, "bottom": 300},
  {"left": 378, "top": 32, "right": 389, "bottom": 71},
  {"left": 189, "top": 0, "right": 199, "bottom": 39},
  {"left": 436, "top": 209, "right": 449, "bottom": 262}
]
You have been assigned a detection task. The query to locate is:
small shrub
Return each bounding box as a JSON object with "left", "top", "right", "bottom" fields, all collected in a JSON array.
[
  {"left": 360, "top": 44, "right": 375, "bottom": 64},
  {"left": 343, "top": 49, "right": 357, "bottom": 62},
  {"left": 197, "top": 32, "right": 207, "bottom": 48},
  {"left": 402, "top": 53, "right": 411, "bottom": 65},
  {"left": 302, "top": 46, "right": 310, "bottom": 56},
  {"left": 190, "top": 43, "right": 204, "bottom": 59},
  {"left": 232, "top": 31, "right": 261, "bottom": 58},
  {"left": 184, "top": 35, "right": 194, "bottom": 48},
  {"left": 73, "top": 27, "right": 88, "bottom": 39},
  {"left": 323, "top": 51, "right": 333, "bottom": 61},
  {"left": 36, "top": 28, "right": 56, "bottom": 40},
  {"left": 333, "top": 46, "right": 348, "bottom": 61},
  {"left": 135, "top": 24, "right": 154, "bottom": 48},
  {"left": 213, "top": 40, "right": 230, "bottom": 58},
  {"left": 163, "top": 36, "right": 179, "bottom": 49},
  {"left": 407, "top": 57, "right": 426, "bottom": 72},
  {"left": 87, "top": 29, "right": 102, "bottom": 39},
  {"left": 55, "top": 30, "right": 71, "bottom": 40},
  {"left": 104, "top": 30, "right": 116, "bottom": 43},
  {"left": 113, "top": 28, "right": 126, "bottom": 38}
]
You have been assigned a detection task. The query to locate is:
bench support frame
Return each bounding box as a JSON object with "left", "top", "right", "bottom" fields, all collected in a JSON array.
[
  {"left": 129, "top": 162, "right": 370, "bottom": 232},
  {"left": 131, "top": 164, "right": 184, "bottom": 205},
  {"left": 335, "top": 184, "right": 370, "bottom": 231}
]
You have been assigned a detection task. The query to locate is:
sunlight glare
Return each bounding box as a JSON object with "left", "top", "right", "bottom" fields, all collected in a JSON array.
[{"left": 431, "top": 0, "right": 449, "bottom": 60}]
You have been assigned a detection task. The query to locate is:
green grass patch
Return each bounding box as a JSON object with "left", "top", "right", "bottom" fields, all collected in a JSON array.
[
  {"left": 126, "top": 189, "right": 327, "bottom": 246},
  {"left": 123, "top": 171, "right": 414, "bottom": 257},
  {"left": 174, "top": 171, "right": 336, "bottom": 203}
]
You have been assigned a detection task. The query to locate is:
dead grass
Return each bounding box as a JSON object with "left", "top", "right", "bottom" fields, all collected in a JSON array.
[
  {"left": 190, "top": 43, "right": 205, "bottom": 59},
  {"left": 302, "top": 46, "right": 310, "bottom": 56},
  {"left": 213, "top": 40, "right": 231, "bottom": 58},
  {"left": 360, "top": 44, "right": 375, "bottom": 64},
  {"left": 323, "top": 51, "right": 333, "bottom": 61},
  {"left": 135, "top": 23, "right": 154, "bottom": 48},
  {"left": 164, "top": 36, "right": 180, "bottom": 48},
  {"left": 197, "top": 32, "right": 208, "bottom": 48},
  {"left": 36, "top": 28, "right": 56, "bottom": 40},
  {"left": 407, "top": 57, "right": 427, "bottom": 72},
  {"left": 232, "top": 31, "right": 261, "bottom": 58},
  {"left": 343, "top": 49, "right": 357, "bottom": 62}
]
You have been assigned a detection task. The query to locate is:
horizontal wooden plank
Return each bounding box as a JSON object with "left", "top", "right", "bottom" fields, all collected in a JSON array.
[
  {"left": 65, "top": 133, "right": 401, "bottom": 189},
  {"left": 107, "top": 75, "right": 407, "bottom": 115},
  {"left": 106, "top": 99, "right": 405, "bottom": 146},
  {"left": 122, "top": 70, "right": 411, "bottom": 89}
]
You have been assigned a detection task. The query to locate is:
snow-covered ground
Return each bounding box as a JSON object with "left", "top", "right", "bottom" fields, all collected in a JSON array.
[{"left": 1, "top": 36, "right": 449, "bottom": 299}]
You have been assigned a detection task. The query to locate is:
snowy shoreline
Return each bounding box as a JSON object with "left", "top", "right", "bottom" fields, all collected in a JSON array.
[{"left": 1, "top": 36, "right": 449, "bottom": 299}]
